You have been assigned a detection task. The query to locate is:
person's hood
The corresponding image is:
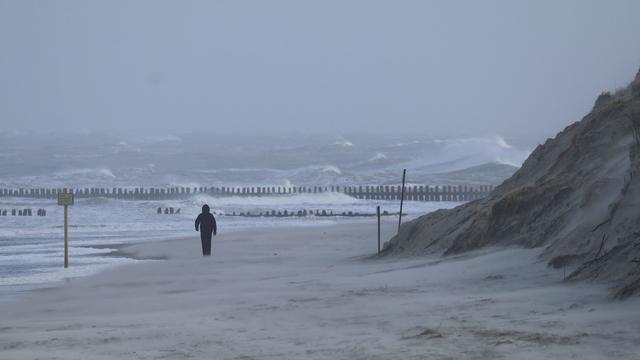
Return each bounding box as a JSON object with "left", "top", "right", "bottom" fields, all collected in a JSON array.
[{"left": 202, "top": 204, "right": 210, "bottom": 214}]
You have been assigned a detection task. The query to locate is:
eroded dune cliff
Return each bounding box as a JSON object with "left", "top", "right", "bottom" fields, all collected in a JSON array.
[{"left": 384, "top": 69, "right": 640, "bottom": 298}]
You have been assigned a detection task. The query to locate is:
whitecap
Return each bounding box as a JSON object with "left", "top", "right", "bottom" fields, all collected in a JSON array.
[
  {"left": 368, "top": 152, "right": 387, "bottom": 161},
  {"left": 321, "top": 165, "right": 342, "bottom": 175},
  {"left": 495, "top": 136, "right": 513, "bottom": 149},
  {"left": 334, "top": 139, "right": 354, "bottom": 147}
]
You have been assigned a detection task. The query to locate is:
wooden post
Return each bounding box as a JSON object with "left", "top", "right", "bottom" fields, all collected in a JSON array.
[
  {"left": 64, "top": 201, "right": 68, "bottom": 268},
  {"left": 377, "top": 205, "right": 381, "bottom": 255},
  {"left": 398, "top": 169, "right": 406, "bottom": 233}
]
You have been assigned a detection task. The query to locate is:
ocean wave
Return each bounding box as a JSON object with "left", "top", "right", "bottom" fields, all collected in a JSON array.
[
  {"left": 141, "top": 134, "right": 183, "bottom": 143},
  {"left": 187, "top": 192, "right": 359, "bottom": 208},
  {"left": 0, "top": 134, "right": 529, "bottom": 190},
  {"left": 54, "top": 168, "right": 117, "bottom": 179},
  {"left": 193, "top": 167, "right": 277, "bottom": 174},
  {"left": 113, "top": 141, "right": 141, "bottom": 153},
  {"left": 190, "top": 165, "right": 344, "bottom": 184},
  {"left": 334, "top": 139, "right": 354, "bottom": 147},
  {"left": 368, "top": 152, "right": 388, "bottom": 162},
  {"left": 320, "top": 165, "right": 342, "bottom": 175},
  {"left": 495, "top": 135, "right": 513, "bottom": 149},
  {"left": 392, "top": 135, "right": 528, "bottom": 173}
]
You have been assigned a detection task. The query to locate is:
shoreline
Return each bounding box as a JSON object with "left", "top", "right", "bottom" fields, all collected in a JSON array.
[
  {"left": 88, "top": 218, "right": 384, "bottom": 260},
  {"left": 0, "top": 218, "right": 384, "bottom": 304},
  {"left": 79, "top": 243, "right": 170, "bottom": 261},
  {"left": 2, "top": 221, "right": 639, "bottom": 359}
]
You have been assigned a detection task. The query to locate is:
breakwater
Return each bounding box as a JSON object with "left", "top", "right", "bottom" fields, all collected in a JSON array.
[{"left": 0, "top": 184, "right": 493, "bottom": 202}]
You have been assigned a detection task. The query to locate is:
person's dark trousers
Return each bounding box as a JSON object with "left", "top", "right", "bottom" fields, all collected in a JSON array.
[{"left": 201, "top": 234, "right": 212, "bottom": 256}]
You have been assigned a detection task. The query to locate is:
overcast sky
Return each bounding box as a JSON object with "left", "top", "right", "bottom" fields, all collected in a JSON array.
[{"left": 1, "top": 0, "right": 640, "bottom": 138}]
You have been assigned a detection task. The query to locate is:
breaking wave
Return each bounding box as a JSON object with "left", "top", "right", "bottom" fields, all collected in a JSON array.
[
  {"left": 368, "top": 152, "right": 387, "bottom": 162},
  {"left": 187, "top": 192, "right": 359, "bottom": 210},
  {"left": 334, "top": 139, "right": 354, "bottom": 147},
  {"left": 54, "top": 168, "right": 117, "bottom": 179}
]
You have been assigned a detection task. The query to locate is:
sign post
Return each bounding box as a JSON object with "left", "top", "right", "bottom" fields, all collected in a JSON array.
[{"left": 58, "top": 189, "right": 74, "bottom": 268}]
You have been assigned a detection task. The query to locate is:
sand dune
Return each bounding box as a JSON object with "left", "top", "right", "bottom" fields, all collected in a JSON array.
[{"left": 385, "top": 68, "right": 640, "bottom": 298}]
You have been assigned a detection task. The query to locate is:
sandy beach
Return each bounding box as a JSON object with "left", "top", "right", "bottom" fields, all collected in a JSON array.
[{"left": 1, "top": 221, "right": 639, "bottom": 360}]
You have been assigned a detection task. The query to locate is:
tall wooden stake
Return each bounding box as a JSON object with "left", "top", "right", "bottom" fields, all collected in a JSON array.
[
  {"left": 377, "top": 206, "right": 381, "bottom": 255},
  {"left": 398, "top": 169, "right": 406, "bottom": 233}
]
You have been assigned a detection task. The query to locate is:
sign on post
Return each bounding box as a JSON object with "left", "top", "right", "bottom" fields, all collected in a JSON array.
[
  {"left": 57, "top": 192, "right": 74, "bottom": 206},
  {"left": 58, "top": 191, "right": 74, "bottom": 268}
]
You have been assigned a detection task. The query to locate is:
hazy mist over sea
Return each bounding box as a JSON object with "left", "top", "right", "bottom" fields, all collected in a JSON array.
[{"left": 0, "top": 131, "right": 531, "bottom": 188}]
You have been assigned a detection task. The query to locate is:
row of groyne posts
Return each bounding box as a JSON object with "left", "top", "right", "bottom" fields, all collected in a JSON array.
[
  {"left": 0, "top": 184, "right": 494, "bottom": 202},
  {"left": 226, "top": 209, "right": 403, "bottom": 218},
  {"left": 0, "top": 208, "right": 47, "bottom": 216}
]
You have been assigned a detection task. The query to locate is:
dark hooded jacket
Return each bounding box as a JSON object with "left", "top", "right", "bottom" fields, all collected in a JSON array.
[{"left": 195, "top": 205, "right": 217, "bottom": 236}]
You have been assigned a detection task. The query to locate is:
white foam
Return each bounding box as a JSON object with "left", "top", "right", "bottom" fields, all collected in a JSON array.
[
  {"left": 495, "top": 135, "right": 513, "bottom": 149},
  {"left": 113, "top": 141, "right": 141, "bottom": 153},
  {"left": 320, "top": 165, "right": 342, "bottom": 175},
  {"left": 334, "top": 139, "right": 354, "bottom": 147},
  {"left": 188, "top": 192, "right": 358, "bottom": 207},
  {"left": 368, "top": 152, "right": 387, "bottom": 161}
]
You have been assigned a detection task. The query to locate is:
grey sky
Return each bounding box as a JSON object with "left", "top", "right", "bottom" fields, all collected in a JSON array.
[{"left": 1, "top": 0, "right": 640, "bottom": 137}]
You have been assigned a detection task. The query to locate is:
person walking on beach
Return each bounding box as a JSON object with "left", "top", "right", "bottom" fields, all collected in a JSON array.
[{"left": 195, "top": 204, "right": 217, "bottom": 256}]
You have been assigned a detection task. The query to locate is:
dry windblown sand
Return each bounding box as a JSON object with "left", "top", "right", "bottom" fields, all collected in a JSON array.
[{"left": 1, "top": 221, "right": 639, "bottom": 359}]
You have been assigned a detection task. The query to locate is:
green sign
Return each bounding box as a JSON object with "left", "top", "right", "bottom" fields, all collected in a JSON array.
[{"left": 57, "top": 193, "right": 74, "bottom": 206}]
